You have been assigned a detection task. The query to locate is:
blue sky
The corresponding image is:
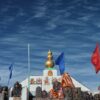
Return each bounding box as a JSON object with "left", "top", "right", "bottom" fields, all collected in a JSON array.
[{"left": 0, "top": 0, "right": 100, "bottom": 91}]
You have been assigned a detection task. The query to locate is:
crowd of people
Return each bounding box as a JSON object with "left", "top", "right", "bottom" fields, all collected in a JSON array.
[
  {"left": 0, "top": 81, "right": 22, "bottom": 100},
  {"left": 0, "top": 81, "right": 100, "bottom": 100},
  {"left": 0, "top": 86, "right": 8, "bottom": 100},
  {"left": 35, "top": 81, "right": 100, "bottom": 100},
  {"left": 0, "top": 74, "right": 100, "bottom": 100}
]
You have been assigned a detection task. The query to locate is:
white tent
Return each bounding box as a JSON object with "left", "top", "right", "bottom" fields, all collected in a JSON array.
[
  {"left": 21, "top": 75, "right": 91, "bottom": 93},
  {"left": 71, "top": 77, "right": 90, "bottom": 92}
]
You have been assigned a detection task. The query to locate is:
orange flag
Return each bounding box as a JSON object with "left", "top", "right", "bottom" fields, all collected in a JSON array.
[
  {"left": 91, "top": 44, "right": 100, "bottom": 73},
  {"left": 61, "top": 73, "right": 75, "bottom": 88}
]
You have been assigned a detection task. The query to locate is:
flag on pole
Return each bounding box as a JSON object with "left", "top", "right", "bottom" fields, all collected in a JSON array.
[
  {"left": 9, "top": 63, "right": 13, "bottom": 79},
  {"left": 55, "top": 52, "right": 65, "bottom": 75},
  {"left": 8, "top": 63, "right": 13, "bottom": 85},
  {"left": 91, "top": 44, "right": 100, "bottom": 73}
]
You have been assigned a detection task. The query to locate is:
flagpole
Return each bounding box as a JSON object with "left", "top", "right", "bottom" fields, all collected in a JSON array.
[
  {"left": 28, "top": 44, "right": 30, "bottom": 100},
  {"left": 7, "top": 79, "right": 10, "bottom": 86}
]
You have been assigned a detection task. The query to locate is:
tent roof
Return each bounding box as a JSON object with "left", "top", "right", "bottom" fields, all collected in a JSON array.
[{"left": 21, "top": 75, "right": 91, "bottom": 92}]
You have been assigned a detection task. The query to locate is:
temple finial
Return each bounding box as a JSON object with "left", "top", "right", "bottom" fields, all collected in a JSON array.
[{"left": 45, "top": 50, "right": 55, "bottom": 68}]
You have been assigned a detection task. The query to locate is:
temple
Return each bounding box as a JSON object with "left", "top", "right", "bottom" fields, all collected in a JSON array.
[
  {"left": 20, "top": 50, "right": 90, "bottom": 97},
  {"left": 9, "top": 50, "right": 91, "bottom": 100}
]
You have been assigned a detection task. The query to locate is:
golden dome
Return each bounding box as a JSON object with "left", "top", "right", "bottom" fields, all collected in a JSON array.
[{"left": 45, "top": 50, "right": 55, "bottom": 68}]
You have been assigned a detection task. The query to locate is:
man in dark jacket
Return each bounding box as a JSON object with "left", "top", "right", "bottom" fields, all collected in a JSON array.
[{"left": 12, "top": 82, "right": 22, "bottom": 100}]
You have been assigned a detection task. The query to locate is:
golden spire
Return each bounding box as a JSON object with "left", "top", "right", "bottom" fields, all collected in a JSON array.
[{"left": 45, "top": 50, "right": 55, "bottom": 68}]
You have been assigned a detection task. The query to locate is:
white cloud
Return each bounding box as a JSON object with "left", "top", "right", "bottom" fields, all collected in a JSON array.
[{"left": 34, "top": 6, "right": 46, "bottom": 18}]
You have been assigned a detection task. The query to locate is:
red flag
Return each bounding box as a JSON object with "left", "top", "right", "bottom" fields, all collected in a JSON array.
[{"left": 91, "top": 44, "right": 100, "bottom": 73}]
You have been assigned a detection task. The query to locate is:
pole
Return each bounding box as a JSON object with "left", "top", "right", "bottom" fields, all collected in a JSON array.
[{"left": 28, "top": 44, "right": 30, "bottom": 100}]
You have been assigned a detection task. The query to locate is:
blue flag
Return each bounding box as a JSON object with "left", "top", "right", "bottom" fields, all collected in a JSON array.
[
  {"left": 9, "top": 63, "right": 13, "bottom": 79},
  {"left": 55, "top": 52, "right": 65, "bottom": 75},
  {"left": 8, "top": 63, "right": 13, "bottom": 86}
]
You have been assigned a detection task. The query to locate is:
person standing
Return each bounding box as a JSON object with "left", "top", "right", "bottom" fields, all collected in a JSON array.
[
  {"left": 12, "top": 82, "right": 22, "bottom": 100},
  {"left": 2, "top": 87, "right": 8, "bottom": 100}
]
